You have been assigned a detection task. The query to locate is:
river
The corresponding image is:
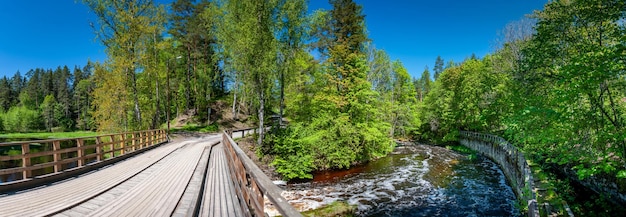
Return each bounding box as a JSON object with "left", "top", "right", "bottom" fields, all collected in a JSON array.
[{"left": 277, "top": 143, "right": 520, "bottom": 216}]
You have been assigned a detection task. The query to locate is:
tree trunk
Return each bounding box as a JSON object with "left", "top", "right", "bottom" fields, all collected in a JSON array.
[
  {"left": 152, "top": 78, "right": 160, "bottom": 129},
  {"left": 279, "top": 68, "right": 285, "bottom": 127},
  {"left": 129, "top": 66, "right": 142, "bottom": 127},
  {"left": 257, "top": 88, "right": 265, "bottom": 146},
  {"left": 193, "top": 57, "right": 198, "bottom": 111},
  {"left": 186, "top": 48, "right": 191, "bottom": 111},
  {"left": 232, "top": 76, "right": 238, "bottom": 120}
]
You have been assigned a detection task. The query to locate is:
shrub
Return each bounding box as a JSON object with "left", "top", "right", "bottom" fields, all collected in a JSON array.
[{"left": 2, "top": 106, "right": 43, "bottom": 132}]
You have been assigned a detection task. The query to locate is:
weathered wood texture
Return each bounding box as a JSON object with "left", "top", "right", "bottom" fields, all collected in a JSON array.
[
  {"left": 0, "top": 130, "right": 301, "bottom": 217},
  {"left": 0, "top": 129, "right": 167, "bottom": 186},
  {"left": 172, "top": 142, "right": 217, "bottom": 217},
  {"left": 200, "top": 142, "right": 244, "bottom": 217},
  {"left": 0, "top": 135, "right": 219, "bottom": 217},
  {"left": 223, "top": 130, "right": 303, "bottom": 217}
]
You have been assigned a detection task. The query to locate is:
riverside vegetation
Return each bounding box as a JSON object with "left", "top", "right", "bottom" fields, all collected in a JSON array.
[{"left": 0, "top": 0, "right": 624, "bottom": 215}]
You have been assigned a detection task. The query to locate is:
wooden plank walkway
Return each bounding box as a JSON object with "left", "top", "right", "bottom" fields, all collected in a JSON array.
[
  {"left": 200, "top": 142, "right": 244, "bottom": 217},
  {"left": 0, "top": 134, "right": 248, "bottom": 217}
]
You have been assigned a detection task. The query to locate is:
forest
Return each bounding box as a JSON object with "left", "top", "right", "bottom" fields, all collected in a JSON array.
[{"left": 0, "top": 0, "right": 625, "bottom": 210}]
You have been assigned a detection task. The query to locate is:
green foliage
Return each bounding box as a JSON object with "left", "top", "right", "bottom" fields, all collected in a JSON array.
[
  {"left": 1, "top": 106, "right": 42, "bottom": 133},
  {"left": 266, "top": 127, "right": 314, "bottom": 180},
  {"left": 618, "top": 170, "right": 626, "bottom": 179},
  {"left": 446, "top": 144, "right": 476, "bottom": 155},
  {"left": 500, "top": 0, "right": 626, "bottom": 180},
  {"left": 420, "top": 58, "right": 509, "bottom": 143},
  {"left": 84, "top": 0, "right": 167, "bottom": 131},
  {"left": 416, "top": 3, "right": 626, "bottom": 207},
  {"left": 301, "top": 201, "right": 356, "bottom": 217},
  {"left": 0, "top": 112, "right": 4, "bottom": 132},
  {"left": 433, "top": 55, "right": 444, "bottom": 80},
  {"left": 267, "top": 1, "right": 395, "bottom": 178}
]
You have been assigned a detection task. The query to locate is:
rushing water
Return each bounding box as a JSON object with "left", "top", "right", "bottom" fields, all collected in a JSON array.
[{"left": 280, "top": 144, "right": 520, "bottom": 217}]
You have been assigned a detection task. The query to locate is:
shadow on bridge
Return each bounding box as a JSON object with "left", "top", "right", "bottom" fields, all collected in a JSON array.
[{"left": 0, "top": 128, "right": 301, "bottom": 217}]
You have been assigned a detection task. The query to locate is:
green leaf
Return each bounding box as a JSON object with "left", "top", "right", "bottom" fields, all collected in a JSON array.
[{"left": 617, "top": 170, "right": 626, "bottom": 179}]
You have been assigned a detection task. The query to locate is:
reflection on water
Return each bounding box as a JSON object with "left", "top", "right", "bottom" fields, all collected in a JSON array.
[
  {"left": 282, "top": 144, "right": 520, "bottom": 217},
  {"left": 1, "top": 138, "right": 97, "bottom": 183}
]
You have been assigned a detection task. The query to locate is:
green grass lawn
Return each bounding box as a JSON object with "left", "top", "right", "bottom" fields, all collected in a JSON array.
[{"left": 0, "top": 131, "right": 98, "bottom": 140}]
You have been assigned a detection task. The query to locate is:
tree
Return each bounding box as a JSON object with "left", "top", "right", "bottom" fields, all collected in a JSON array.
[
  {"left": 506, "top": 0, "right": 626, "bottom": 179},
  {"left": 493, "top": 17, "right": 535, "bottom": 75},
  {"left": 389, "top": 60, "right": 419, "bottom": 137},
  {"left": 83, "top": 0, "right": 166, "bottom": 130},
  {"left": 217, "top": 0, "right": 279, "bottom": 146},
  {"left": 0, "top": 77, "right": 12, "bottom": 112},
  {"left": 91, "top": 63, "right": 128, "bottom": 132},
  {"left": 10, "top": 71, "right": 25, "bottom": 105},
  {"left": 41, "top": 95, "right": 58, "bottom": 132},
  {"left": 23, "top": 69, "right": 43, "bottom": 109},
  {"left": 72, "top": 63, "right": 94, "bottom": 130},
  {"left": 416, "top": 66, "right": 432, "bottom": 102},
  {"left": 433, "top": 55, "right": 444, "bottom": 80},
  {"left": 274, "top": 0, "right": 308, "bottom": 127},
  {"left": 53, "top": 66, "right": 73, "bottom": 130},
  {"left": 366, "top": 46, "right": 392, "bottom": 92}
]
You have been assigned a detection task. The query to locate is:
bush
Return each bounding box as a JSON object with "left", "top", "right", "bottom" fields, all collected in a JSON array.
[
  {"left": 2, "top": 106, "right": 43, "bottom": 132},
  {"left": 0, "top": 112, "right": 4, "bottom": 132},
  {"left": 266, "top": 113, "right": 394, "bottom": 181},
  {"left": 266, "top": 126, "right": 314, "bottom": 180}
]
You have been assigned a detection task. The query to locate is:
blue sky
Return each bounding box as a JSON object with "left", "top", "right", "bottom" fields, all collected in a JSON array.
[{"left": 0, "top": 0, "right": 546, "bottom": 79}]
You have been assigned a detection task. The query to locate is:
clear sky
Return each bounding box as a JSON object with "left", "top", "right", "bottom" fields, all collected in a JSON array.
[{"left": 0, "top": 0, "right": 547, "bottom": 79}]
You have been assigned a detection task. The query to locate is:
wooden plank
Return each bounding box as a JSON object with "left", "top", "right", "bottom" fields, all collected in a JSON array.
[
  {"left": 200, "top": 143, "right": 244, "bottom": 217},
  {"left": 0, "top": 137, "right": 197, "bottom": 217},
  {"left": 172, "top": 141, "right": 219, "bottom": 217},
  {"left": 74, "top": 137, "right": 218, "bottom": 217}
]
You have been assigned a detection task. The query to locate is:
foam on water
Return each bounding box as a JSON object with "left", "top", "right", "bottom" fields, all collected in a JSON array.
[{"left": 279, "top": 144, "right": 520, "bottom": 217}]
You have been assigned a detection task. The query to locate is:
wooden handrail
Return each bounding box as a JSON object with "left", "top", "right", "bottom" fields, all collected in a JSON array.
[
  {"left": 222, "top": 131, "right": 302, "bottom": 217},
  {"left": 0, "top": 129, "right": 167, "bottom": 183}
]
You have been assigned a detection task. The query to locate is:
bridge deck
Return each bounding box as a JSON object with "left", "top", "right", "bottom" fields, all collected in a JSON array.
[
  {"left": 200, "top": 143, "right": 244, "bottom": 217},
  {"left": 0, "top": 134, "right": 245, "bottom": 217}
]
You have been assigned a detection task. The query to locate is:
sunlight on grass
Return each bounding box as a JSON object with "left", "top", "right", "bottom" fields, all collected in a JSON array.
[{"left": 0, "top": 131, "right": 98, "bottom": 140}]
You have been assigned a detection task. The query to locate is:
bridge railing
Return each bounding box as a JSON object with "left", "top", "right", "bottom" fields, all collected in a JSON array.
[
  {"left": 459, "top": 131, "right": 538, "bottom": 217},
  {"left": 0, "top": 129, "right": 167, "bottom": 186},
  {"left": 223, "top": 130, "right": 302, "bottom": 217}
]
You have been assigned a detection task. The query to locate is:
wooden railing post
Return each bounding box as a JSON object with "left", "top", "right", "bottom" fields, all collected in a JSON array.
[
  {"left": 77, "top": 138, "right": 85, "bottom": 167},
  {"left": 146, "top": 131, "right": 153, "bottom": 146},
  {"left": 109, "top": 135, "right": 115, "bottom": 157},
  {"left": 143, "top": 131, "right": 148, "bottom": 147},
  {"left": 119, "top": 134, "right": 126, "bottom": 155},
  {"left": 53, "top": 141, "right": 61, "bottom": 172},
  {"left": 21, "top": 143, "right": 31, "bottom": 179},
  {"left": 1, "top": 129, "right": 168, "bottom": 184},
  {"left": 132, "top": 133, "right": 137, "bottom": 150},
  {"left": 138, "top": 131, "right": 143, "bottom": 148},
  {"left": 96, "top": 136, "right": 102, "bottom": 161}
]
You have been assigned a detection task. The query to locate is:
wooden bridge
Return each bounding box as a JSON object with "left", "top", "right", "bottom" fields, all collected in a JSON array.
[{"left": 0, "top": 128, "right": 302, "bottom": 217}]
